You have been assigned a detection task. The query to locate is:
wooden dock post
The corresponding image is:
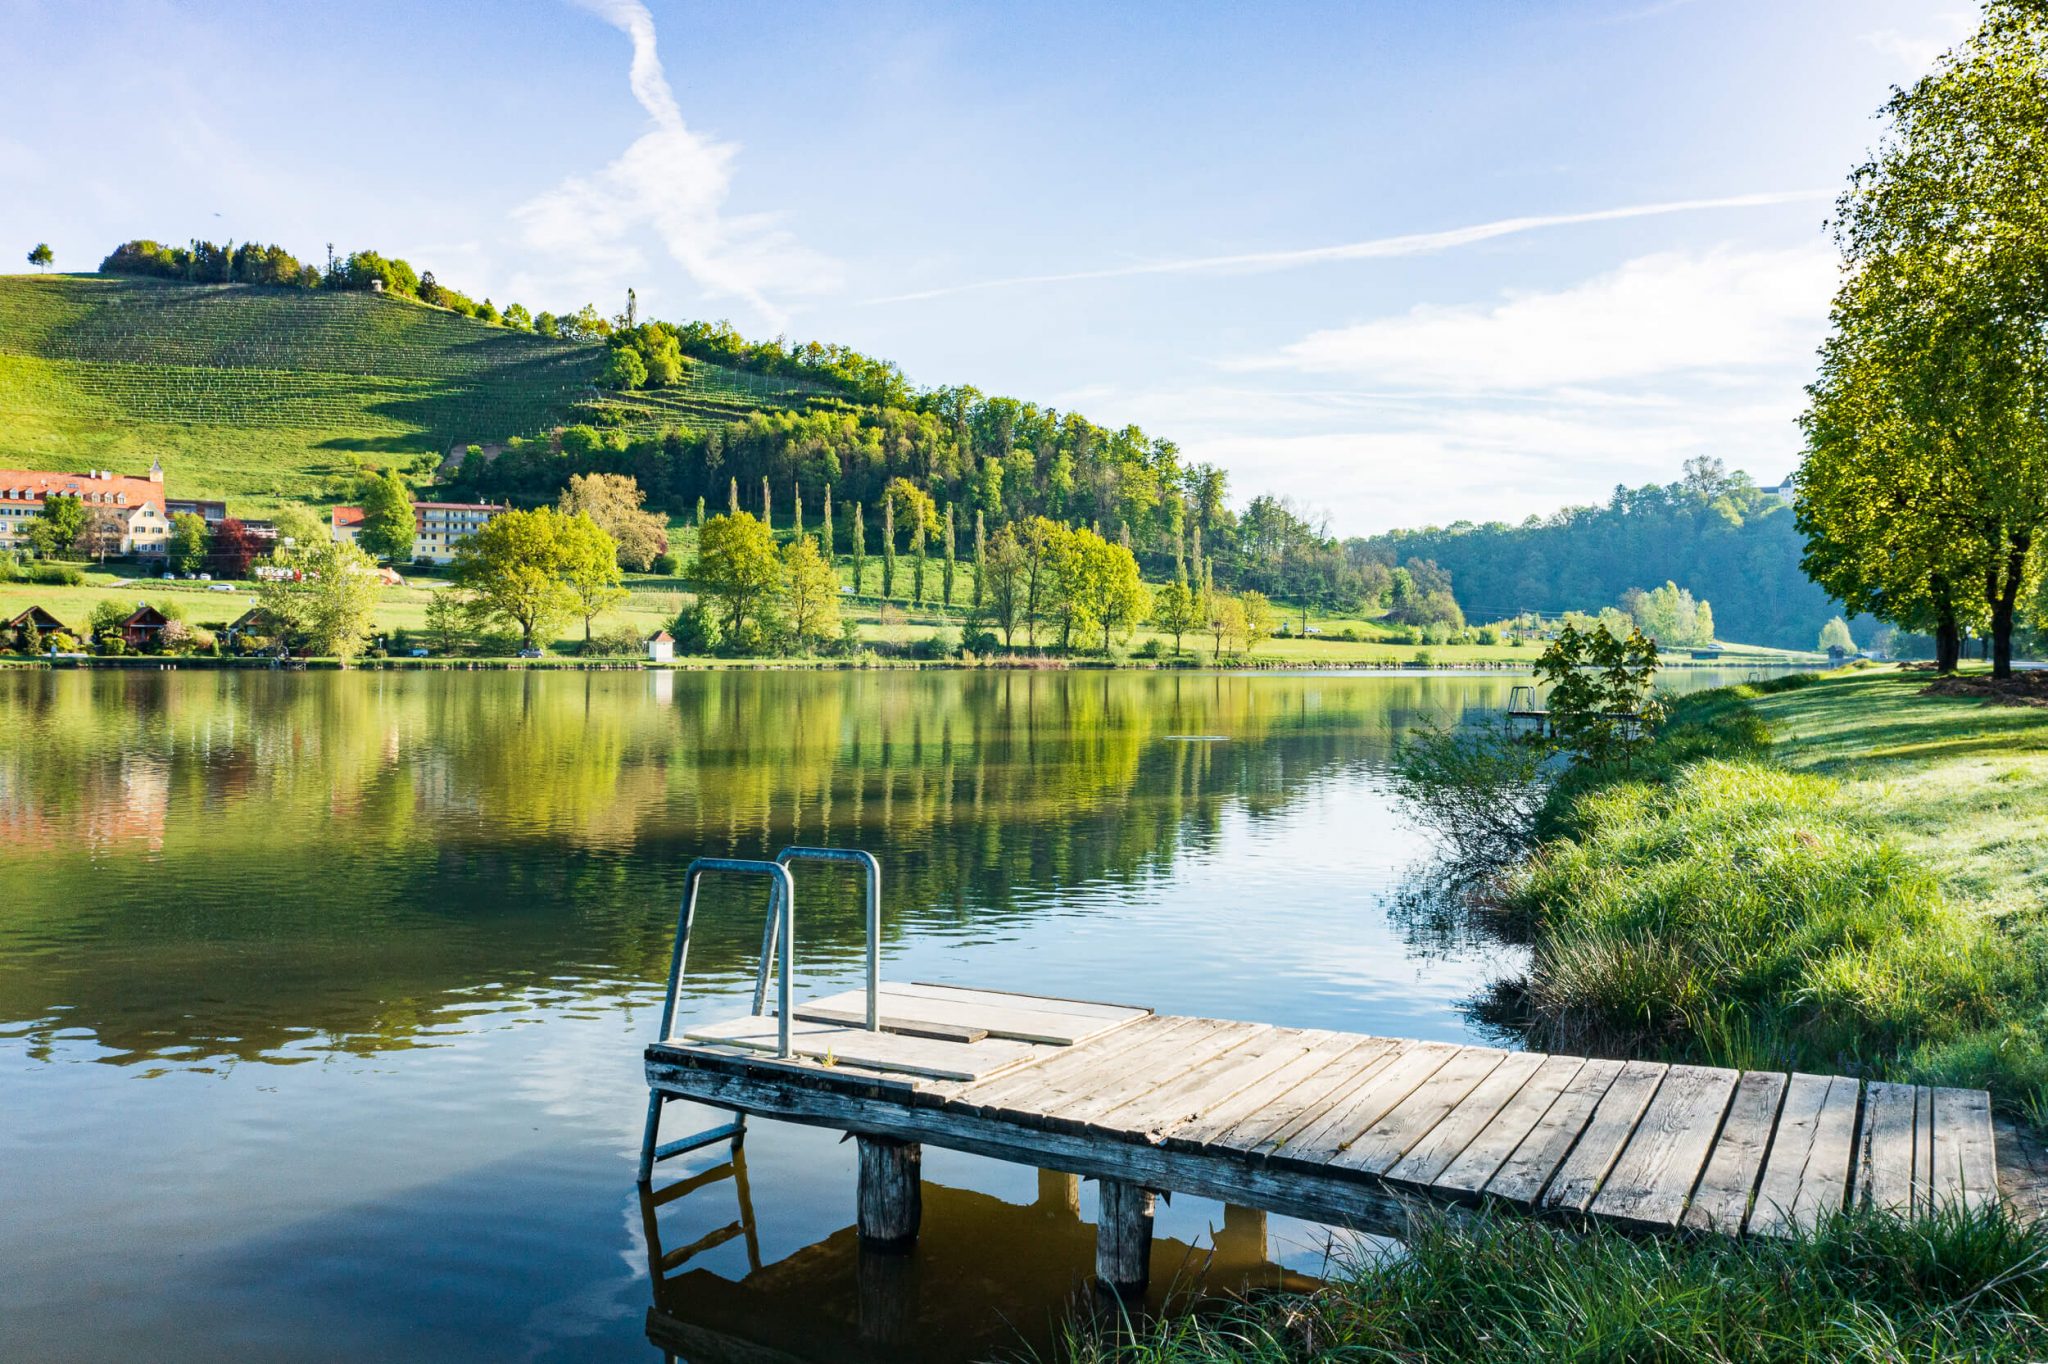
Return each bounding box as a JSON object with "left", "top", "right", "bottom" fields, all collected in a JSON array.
[
  {"left": 856, "top": 1135, "right": 922, "bottom": 1249},
  {"left": 1095, "top": 1179, "right": 1155, "bottom": 1300},
  {"left": 1036, "top": 1168, "right": 1080, "bottom": 1214}
]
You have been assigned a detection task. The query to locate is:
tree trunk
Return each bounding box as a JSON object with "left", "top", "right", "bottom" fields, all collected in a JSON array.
[
  {"left": 1992, "top": 538, "right": 2028, "bottom": 680},
  {"left": 1936, "top": 612, "right": 1961, "bottom": 674}
]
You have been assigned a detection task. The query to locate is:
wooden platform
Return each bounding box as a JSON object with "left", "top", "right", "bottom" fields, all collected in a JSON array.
[{"left": 649, "top": 984, "right": 2001, "bottom": 1241}]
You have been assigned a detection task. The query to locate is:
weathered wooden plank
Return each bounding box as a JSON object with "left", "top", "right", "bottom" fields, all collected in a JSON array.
[
  {"left": 792, "top": 985, "right": 1141, "bottom": 1046},
  {"left": 962, "top": 1018, "right": 1222, "bottom": 1121},
  {"left": 1334, "top": 1047, "right": 1512, "bottom": 1175},
  {"left": 1589, "top": 1063, "right": 1738, "bottom": 1229},
  {"left": 949, "top": 1016, "right": 1192, "bottom": 1111},
  {"left": 1914, "top": 1083, "right": 1935, "bottom": 1211},
  {"left": 1855, "top": 1081, "right": 1921, "bottom": 1214},
  {"left": 791, "top": 1005, "right": 988, "bottom": 1044},
  {"left": 1091, "top": 1026, "right": 1319, "bottom": 1137},
  {"left": 1433, "top": 1054, "right": 1586, "bottom": 1197},
  {"left": 1541, "top": 1059, "right": 1667, "bottom": 1214},
  {"left": 1786, "top": 1075, "right": 1860, "bottom": 1232},
  {"left": 679, "top": 1016, "right": 1048, "bottom": 1082},
  {"left": 1682, "top": 1070, "right": 1786, "bottom": 1234},
  {"left": 1272, "top": 1042, "right": 1460, "bottom": 1167},
  {"left": 1385, "top": 1050, "right": 1546, "bottom": 1189},
  {"left": 1202, "top": 1037, "right": 1410, "bottom": 1154},
  {"left": 1749, "top": 1072, "right": 1830, "bottom": 1238},
  {"left": 1157, "top": 1031, "right": 1384, "bottom": 1149},
  {"left": 1484, "top": 1057, "right": 1625, "bottom": 1205},
  {"left": 899, "top": 982, "right": 1149, "bottom": 1023},
  {"left": 1052, "top": 1021, "right": 1270, "bottom": 1127},
  {"left": 1932, "top": 1085, "right": 1998, "bottom": 1212}
]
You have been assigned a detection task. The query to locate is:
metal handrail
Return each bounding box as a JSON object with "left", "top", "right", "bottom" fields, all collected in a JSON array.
[
  {"left": 774, "top": 847, "right": 882, "bottom": 1032},
  {"left": 656, "top": 857, "right": 797, "bottom": 1058}
]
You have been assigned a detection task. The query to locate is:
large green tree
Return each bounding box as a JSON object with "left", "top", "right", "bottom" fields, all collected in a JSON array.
[
  {"left": 357, "top": 469, "right": 416, "bottom": 563},
  {"left": 168, "top": 512, "right": 209, "bottom": 574},
  {"left": 692, "top": 512, "right": 783, "bottom": 641},
  {"left": 451, "top": 506, "right": 581, "bottom": 650},
  {"left": 1800, "top": 3, "right": 2048, "bottom": 677},
  {"left": 559, "top": 512, "right": 626, "bottom": 644}
]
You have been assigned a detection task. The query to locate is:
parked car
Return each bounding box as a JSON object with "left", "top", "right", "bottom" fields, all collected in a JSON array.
[
  {"left": 198, "top": 573, "right": 211, "bottom": 581},
  {"left": 409, "top": 647, "right": 430, "bottom": 658},
  {"left": 161, "top": 572, "right": 176, "bottom": 581},
  {"left": 517, "top": 648, "right": 543, "bottom": 658},
  {"left": 209, "top": 584, "right": 235, "bottom": 593}
]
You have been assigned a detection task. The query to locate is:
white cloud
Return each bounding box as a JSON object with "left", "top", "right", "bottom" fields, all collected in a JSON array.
[
  {"left": 866, "top": 190, "right": 1828, "bottom": 305},
  {"left": 1071, "top": 245, "right": 1834, "bottom": 532},
  {"left": 1244, "top": 245, "right": 1836, "bottom": 390},
  {"left": 511, "top": 0, "right": 837, "bottom": 326}
]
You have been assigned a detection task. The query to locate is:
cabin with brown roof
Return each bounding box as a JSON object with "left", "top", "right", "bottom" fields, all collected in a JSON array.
[
  {"left": 6, "top": 605, "right": 68, "bottom": 650},
  {"left": 120, "top": 605, "right": 172, "bottom": 649}
]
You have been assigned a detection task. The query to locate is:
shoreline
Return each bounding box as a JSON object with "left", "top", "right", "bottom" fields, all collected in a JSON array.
[{"left": 0, "top": 654, "right": 1812, "bottom": 674}]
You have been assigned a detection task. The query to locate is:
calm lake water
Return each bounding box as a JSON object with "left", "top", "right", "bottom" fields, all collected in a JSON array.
[{"left": 0, "top": 667, "right": 1757, "bottom": 1363}]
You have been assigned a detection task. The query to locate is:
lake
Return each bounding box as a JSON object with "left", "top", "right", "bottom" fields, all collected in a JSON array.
[{"left": 0, "top": 667, "right": 1759, "bottom": 1362}]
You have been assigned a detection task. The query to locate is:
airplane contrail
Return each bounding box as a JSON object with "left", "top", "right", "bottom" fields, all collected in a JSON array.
[{"left": 863, "top": 189, "right": 1831, "bottom": 305}]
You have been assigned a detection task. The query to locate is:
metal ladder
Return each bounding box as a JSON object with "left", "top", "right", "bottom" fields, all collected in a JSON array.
[{"left": 638, "top": 847, "right": 883, "bottom": 1184}]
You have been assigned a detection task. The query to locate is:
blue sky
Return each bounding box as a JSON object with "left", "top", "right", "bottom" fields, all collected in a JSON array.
[{"left": 0, "top": 0, "right": 1978, "bottom": 532}]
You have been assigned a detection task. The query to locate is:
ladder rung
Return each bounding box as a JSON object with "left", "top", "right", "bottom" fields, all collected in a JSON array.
[{"left": 652, "top": 1121, "right": 744, "bottom": 1163}]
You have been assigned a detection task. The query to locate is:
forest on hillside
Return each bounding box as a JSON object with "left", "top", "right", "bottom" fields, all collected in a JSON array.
[
  {"left": 1357, "top": 459, "right": 1837, "bottom": 651},
  {"left": 89, "top": 239, "right": 1843, "bottom": 641}
]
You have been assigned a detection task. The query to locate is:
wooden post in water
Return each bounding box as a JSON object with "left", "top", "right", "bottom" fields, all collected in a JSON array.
[
  {"left": 1095, "top": 1179, "right": 1155, "bottom": 1300},
  {"left": 856, "top": 1135, "right": 922, "bottom": 1249}
]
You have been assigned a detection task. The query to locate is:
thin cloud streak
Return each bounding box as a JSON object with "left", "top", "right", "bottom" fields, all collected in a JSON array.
[{"left": 862, "top": 189, "right": 1830, "bottom": 304}]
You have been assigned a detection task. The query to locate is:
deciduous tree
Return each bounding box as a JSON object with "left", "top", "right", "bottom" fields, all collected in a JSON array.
[
  {"left": 692, "top": 512, "right": 783, "bottom": 640},
  {"left": 780, "top": 536, "right": 840, "bottom": 651},
  {"left": 558, "top": 472, "right": 668, "bottom": 571},
  {"left": 357, "top": 469, "right": 415, "bottom": 563},
  {"left": 451, "top": 506, "right": 581, "bottom": 650},
  {"left": 168, "top": 512, "right": 209, "bottom": 574}
]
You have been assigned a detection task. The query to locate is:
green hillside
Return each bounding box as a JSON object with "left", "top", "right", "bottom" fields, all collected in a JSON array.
[{"left": 0, "top": 275, "right": 828, "bottom": 510}]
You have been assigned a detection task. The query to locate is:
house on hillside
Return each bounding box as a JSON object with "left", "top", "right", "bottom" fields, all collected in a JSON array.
[
  {"left": 119, "top": 605, "right": 171, "bottom": 649},
  {"left": 1762, "top": 473, "right": 1797, "bottom": 505},
  {"left": 166, "top": 497, "right": 228, "bottom": 525},
  {"left": 330, "top": 500, "right": 503, "bottom": 564},
  {"left": 412, "top": 502, "right": 504, "bottom": 563},
  {"left": 330, "top": 505, "right": 365, "bottom": 547},
  {"left": 7, "top": 605, "right": 69, "bottom": 649},
  {"left": 0, "top": 461, "right": 173, "bottom": 558}
]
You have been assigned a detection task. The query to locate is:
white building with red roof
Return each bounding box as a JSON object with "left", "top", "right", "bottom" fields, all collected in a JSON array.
[{"left": 0, "top": 459, "right": 173, "bottom": 557}]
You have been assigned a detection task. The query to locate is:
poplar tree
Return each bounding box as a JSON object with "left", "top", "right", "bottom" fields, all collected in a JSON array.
[
  {"left": 729, "top": 478, "right": 739, "bottom": 515},
  {"left": 821, "top": 486, "right": 835, "bottom": 560},
  {"left": 942, "top": 504, "right": 957, "bottom": 607},
  {"left": 974, "top": 509, "right": 987, "bottom": 606},
  {"left": 882, "top": 496, "right": 897, "bottom": 599},
  {"left": 913, "top": 505, "right": 928, "bottom": 607},
  {"left": 761, "top": 477, "right": 771, "bottom": 530},
  {"left": 694, "top": 496, "right": 705, "bottom": 529},
  {"left": 851, "top": 503, "right": 867, "bottom": 594},
  {"left": 793, "top": 483, "right": 804, "bottom": 541}
]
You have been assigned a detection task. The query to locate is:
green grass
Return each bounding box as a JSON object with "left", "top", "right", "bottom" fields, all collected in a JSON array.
[
  {"left": 1055, "top": 1205, "right": 2048, "bottom": 1364},
  {"left": 0, "top": 273, "right": 824, "bottom": 511},
  {"left": 1501, "top": 668, "right": 2048, "bottom": 1114}
]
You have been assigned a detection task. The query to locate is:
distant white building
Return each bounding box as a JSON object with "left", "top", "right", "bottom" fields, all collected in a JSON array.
[
  {"left": 1762, "top": 472, "right": 1797, "bottom": 505},
  {"left": 0, "top": 461, "right": 172, "bottom": 557},
  {"left": 646, "top": 630, "right": 675, "bottom": 663},
  {"left": 331, "top": 499, "right": 504, "bottom": 564}
]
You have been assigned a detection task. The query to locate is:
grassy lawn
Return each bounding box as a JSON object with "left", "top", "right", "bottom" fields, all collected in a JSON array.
[{"left": 1753, "top": 667, "right": 2048, "bottom": 914}]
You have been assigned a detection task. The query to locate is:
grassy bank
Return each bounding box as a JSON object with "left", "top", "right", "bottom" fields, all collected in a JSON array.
[
  {"left": 1053, "top": 666, "right": 2048, "bottom": 1364},
  {"left": 1503, "top": 667, "right": 2048, "bottom": 1117},
  {"left": 1056, "top": 1205, "right": 2048, "bottom": 1363}
]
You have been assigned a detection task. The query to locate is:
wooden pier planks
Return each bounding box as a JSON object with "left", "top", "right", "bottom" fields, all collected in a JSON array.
[{"left": 649, "top": 985, "right": 2004, "bottom": 1242}]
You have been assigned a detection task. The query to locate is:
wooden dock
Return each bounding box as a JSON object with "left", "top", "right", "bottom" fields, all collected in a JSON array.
[{"left": 646, "top": 981, "right": 2001, "bottom": 1295}]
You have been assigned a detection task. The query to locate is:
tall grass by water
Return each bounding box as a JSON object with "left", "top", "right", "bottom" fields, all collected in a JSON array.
[{"left": 1051, "top": 1205, "right": 2048, "bottom": 1364}]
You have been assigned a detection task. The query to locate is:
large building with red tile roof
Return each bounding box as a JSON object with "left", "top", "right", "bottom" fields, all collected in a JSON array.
[{"left": 0, "top": 460, "right": 172, "bottom": 557}]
